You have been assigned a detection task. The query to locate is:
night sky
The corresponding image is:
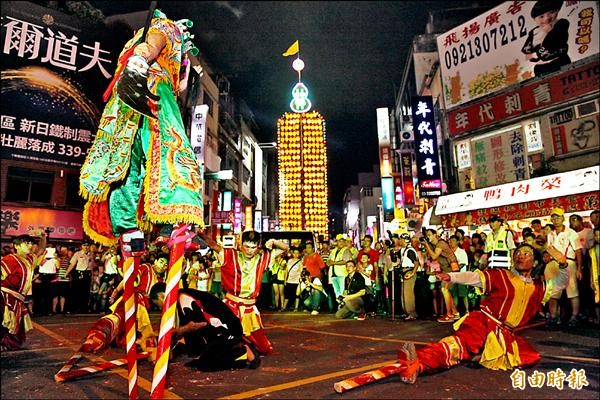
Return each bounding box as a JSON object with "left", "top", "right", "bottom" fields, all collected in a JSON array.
[{"left": 88, "top": 1, "right": 498, "bottom": 213}]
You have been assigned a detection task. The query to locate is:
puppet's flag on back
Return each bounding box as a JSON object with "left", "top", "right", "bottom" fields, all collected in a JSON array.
[{"left": 282, "top": 40, "right": 299, "bottom": 57}]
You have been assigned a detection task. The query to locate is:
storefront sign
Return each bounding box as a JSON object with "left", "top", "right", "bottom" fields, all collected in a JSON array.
[
  {"left": 190, "top": 104, "right": 208, "bottom": 166},
  {"left": 1, "top": 206, "right": 83, "bottom": 240},
  {"left": 393, "top": 173, "right": 404, "bottom": 211},
  {"left": 439, "top": 191, "right": 599, "bottom": 228},
  {"left": 412, "top": 96, "right": 442, "bottom": 197},
  {"left": 436, "top": 165, "right": 599, "bottom": 215},
  {"left": 233, "top": 198, "right": 242, "bottom": 234},
  {"left": 1, "top": 2, "right": 120, "bottom": 167},
  {"left": 376, "top": 107, "right": 391, "bottom": 145},
  {"left": 455, "top": 140, "right": 471, "bottom": 170},
  {"left": 447, "top": 60, "right": 600, "bottom": 137},
  {"left": 550, "top": 107, "right": 600, "bottom": 155},
  {"left": 438, "top": 1, "right": 599, "bottom": 108},
  {"left": 471, "top": 125, "right": 527, "bottom": 188},
  {"left": 244, "top": 205, "right": 253, "bottom": 230},
  {"left": 523, "top": 119, "right": 543, "bottom": 153},
  {"left": 400, "top": 153, "right": 415, "bottom": 206},
  {"left": 381, "top": 177, "right": 395, "bottom": 222},
  {"left": 211, "top": 210, "right": 233, "bottom": 225}
]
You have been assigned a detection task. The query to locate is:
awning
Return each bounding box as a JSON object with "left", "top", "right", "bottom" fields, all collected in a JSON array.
[{"left": 432, "top": 165, "right": 600, "bottom": 228}]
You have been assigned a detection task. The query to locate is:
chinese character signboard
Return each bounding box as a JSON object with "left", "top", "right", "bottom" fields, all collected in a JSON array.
[
  {"left": 1, "top": 206, "right": 83, "bottom": 240},
  {"left": 436, "top": 165, "right": 599, "bottom": 216},
  {"left": 455, "top": 140, "right": 472, "bottom": 169},
  {"left": 190, "top": 104, "right": 208, "bottom": 166},
  {"left": 438, "top": 1, "right": 599, "bottom": 109},
  {"left": 1, "top": 2, "right": 121, "bottom": 167},
  {"left": 233, "top": 198, "right": 242, "bottom": 234},
  {"left": 447, "top": 60, "right": 599, "bottom": 137},
  {"left": 400, "top": 153, "right": 415, "bottom": 206},
  {"left": 471, "top": 125, "right": 527, "bottom": 188},
  {"left": 523, "top": 119, "right": 543, "bottom": 153},
  {"left": 412, "top": 96, "right": 442, "bottom": 197}
]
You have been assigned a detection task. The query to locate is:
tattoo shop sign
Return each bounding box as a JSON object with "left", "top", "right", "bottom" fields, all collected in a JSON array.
[
  {"left": 447, "top": 60, "right": 600, "bottom": 137},
  {"left": 1, "top": 1, "right": 120, "bottom": 167},
  {"left": 438, "top": 1, "right": 599, "bottom": 109},
  {"left": 411, "top": 96, "right": 442, "bottom": 197},
  {"left": 549, "top": 105, "right": 600, "bottom": 156}
]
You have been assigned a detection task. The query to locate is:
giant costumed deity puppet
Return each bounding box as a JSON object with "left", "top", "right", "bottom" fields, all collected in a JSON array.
[{"left": 57, "top": 6, "right": 203, "bottom": 399}]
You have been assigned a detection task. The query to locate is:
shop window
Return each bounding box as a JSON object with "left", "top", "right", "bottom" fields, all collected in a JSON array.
[
  {"left": 65, "top": 174, "right": 84, "bottom": 207},
  {"left": 5, "top": 167, "right": 53, "bottom": 203}
]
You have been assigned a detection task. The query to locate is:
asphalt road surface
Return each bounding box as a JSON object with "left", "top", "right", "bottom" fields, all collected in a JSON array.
[{"left": 1, "top": 310, "right": 598, "bottom": 399}]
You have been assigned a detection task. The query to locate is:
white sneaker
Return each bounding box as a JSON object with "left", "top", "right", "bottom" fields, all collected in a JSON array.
[{"left": 311, "top": 310, "right": 319, "bottom": 315}]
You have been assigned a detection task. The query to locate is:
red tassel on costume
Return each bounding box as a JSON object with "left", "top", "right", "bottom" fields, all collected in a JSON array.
[{"left": 87, "top": 200, "right": 116, "bottom": 242}]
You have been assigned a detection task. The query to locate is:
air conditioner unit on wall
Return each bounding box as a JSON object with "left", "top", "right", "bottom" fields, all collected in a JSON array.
[
  {"left": 401, "top": 131, "right": 414, "bottom": 142},
  {"left": 575, "top": 99, "right": 599, "bottom": 119}
]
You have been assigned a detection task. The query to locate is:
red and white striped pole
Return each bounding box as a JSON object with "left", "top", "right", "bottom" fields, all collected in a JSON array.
[
  {"left": 55, "top": 352, "right": 150, "bottom": 383},
  {"left": 54, "top": 346, "right": 85, "bottom": 380},
  {"left": 150, "top": 223, "right": 193, "bottom": 399},
  {"left": 120, "top": 230, "right": 145, "bottom": 400}
]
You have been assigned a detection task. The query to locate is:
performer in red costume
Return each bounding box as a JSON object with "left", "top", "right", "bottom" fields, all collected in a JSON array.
[
  {"left": 202, "top": 231, "right": 288, "bottom": 356},
  {"left": 398, "top": 243, "right": 547, "bottom": 383},
  {"left": 1, "top": 232, "right": 46, "bottom": 351},
  {"left": 80, "top": 253, "right": 169, "bottom": 355}
]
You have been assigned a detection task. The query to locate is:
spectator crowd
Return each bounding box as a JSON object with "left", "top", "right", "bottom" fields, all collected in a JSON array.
[{"left": 2, "top": 208, "right": 599, "bottom": 330}]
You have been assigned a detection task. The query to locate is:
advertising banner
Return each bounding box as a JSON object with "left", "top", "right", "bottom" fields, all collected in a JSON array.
[
  {"left": 411, "top": 96, "right": 442, "bottom": 197},
  {"left": 438, "top": 1, "right": 599, "bottom": 109},
  {"left": 439, "top": 191, "right": 599, "bottom": 227},
  {"left": 436, "top": 165, "right": 599, "bottom": 215},
  {"left": 550, "top": 106, "right": 600, "bottom": 155},
  {"left": 1, "top": 2, "right": 121, "bottom": 167},
  {"left": 470, "top": 125, "right": 527, "bottom": 188},
  {"left": 1, "top": 206, "right": 83, "bottom": 240},
  {"left": 447, "top": 60, "right": 599, "bottom": 137}
]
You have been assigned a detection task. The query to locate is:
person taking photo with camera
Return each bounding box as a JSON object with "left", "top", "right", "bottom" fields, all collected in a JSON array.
[
  {"left": 335, "top": 260, "right": 369, "bottom": 320},
  {"left": 421, "top": 229, "right": 459, "bottom": 323}
]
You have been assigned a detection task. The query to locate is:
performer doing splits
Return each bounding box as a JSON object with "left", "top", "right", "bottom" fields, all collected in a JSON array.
[{"left": 334, "top": 243, "right": 547, "bottom": 393}]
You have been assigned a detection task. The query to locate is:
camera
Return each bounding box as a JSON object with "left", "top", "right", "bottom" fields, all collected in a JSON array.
[
  {"left": 337, "top": 295, "right": 345, "bottom": 307},
  {"left": 419, "top": 237, "right": 427, "bottom": 243}
]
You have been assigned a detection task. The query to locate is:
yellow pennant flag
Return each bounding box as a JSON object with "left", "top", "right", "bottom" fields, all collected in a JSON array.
[{"left": 282, "top": 40, "right": 299, "bottom": 57}]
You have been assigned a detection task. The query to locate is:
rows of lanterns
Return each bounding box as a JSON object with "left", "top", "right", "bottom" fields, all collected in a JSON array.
[{"left": 277, "top": 111, "right": 329, "bottom": 238}]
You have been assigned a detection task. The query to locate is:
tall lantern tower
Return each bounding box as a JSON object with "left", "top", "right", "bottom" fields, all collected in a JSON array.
[{"left": 277, "top": 43, "right": 329, "bottom": 239}]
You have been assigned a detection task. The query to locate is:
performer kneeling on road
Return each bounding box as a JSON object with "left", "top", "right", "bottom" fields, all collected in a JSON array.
[
  {"left": 335, "top": 243, "right": 547, "bottom": 392},
  {"left": 149, "top": 283, "right": 260, "bottom": 370},
  {"left": 199, "top": 230, "right": 289, "bottom": 356},
  {"left": 398, "top": 243, "right": 547, "bottom": 383}
]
